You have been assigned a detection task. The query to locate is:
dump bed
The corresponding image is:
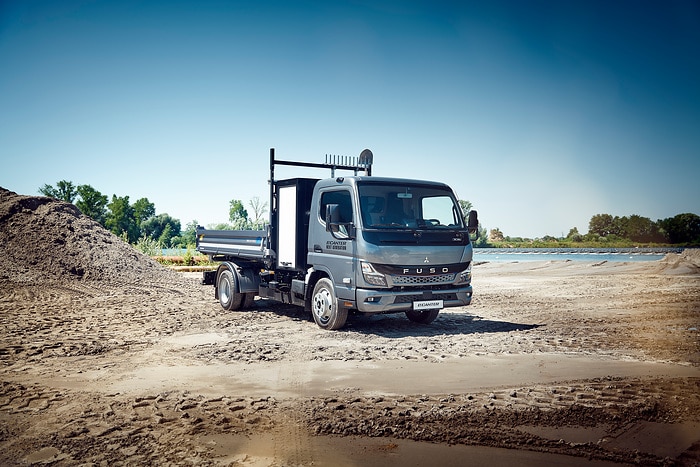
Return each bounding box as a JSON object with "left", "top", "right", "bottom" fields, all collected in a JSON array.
[{"left": 195, "top": 227, "right": 269, "bottom": 263}]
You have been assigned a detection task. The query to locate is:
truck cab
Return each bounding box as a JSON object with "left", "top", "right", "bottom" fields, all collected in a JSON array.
[{"left": 305, "top": 176, "right": 475, "bottom": 328}]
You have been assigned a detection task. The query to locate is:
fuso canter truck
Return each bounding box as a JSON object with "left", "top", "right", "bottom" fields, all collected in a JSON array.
[{"left": 196, "top": 148, "right": 478, "bottom": 330}]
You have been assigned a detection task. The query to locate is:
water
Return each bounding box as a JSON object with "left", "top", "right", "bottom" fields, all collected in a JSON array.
[
  {"left": 161, "top": 248, "right": 189, "bottom": 256},
  {"left": 163, "top": 247, "right": 682, "bottom": 263},
  {"left": 473, "top": 247, "right": 683, "bottom": 263}
]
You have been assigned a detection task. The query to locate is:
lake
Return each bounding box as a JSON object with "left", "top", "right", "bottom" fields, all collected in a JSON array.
[{"left": 473, "top": 247, "right": 684, "bottom": 263}]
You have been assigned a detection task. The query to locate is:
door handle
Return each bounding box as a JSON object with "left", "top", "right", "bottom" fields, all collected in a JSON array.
[{"left": 313, "top": 244, "right": 323, "bottom": 253}]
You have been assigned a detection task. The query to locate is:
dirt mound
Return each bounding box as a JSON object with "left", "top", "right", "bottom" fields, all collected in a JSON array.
[
  {"left": 0, "top": 187, "right": 179, "bottom": 285},
  {"left": 653, "top": 248, "right": 700, "bottom": 275}
]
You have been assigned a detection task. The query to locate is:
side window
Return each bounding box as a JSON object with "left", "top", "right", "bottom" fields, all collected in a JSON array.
[{"left": 320, "top": 190, "right": 353, "bottom": 224}]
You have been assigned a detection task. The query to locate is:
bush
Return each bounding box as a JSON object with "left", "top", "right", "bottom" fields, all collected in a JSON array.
[
  {"left": 135, "top": 235, "right": 161, "bottom": 256},
  {"left": 183, "top": 246, "right": 195, "bottom": 266}
]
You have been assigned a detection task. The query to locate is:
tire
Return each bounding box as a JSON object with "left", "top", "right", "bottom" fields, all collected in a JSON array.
[
  {"left": 218, "top": 269, "right": 243, "bottom": 311},
  {"left": 405, "top": 308, "right": 440, "bottom": 324},
  {"left": 311, "top": 278, "right": 348, "bottom": 330},
  {"left": 242, "top": 292, "right": 256, "bottom": 309}
]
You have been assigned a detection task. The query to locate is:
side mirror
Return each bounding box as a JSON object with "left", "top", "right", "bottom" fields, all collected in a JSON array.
[
  {"left": 325, "top": 204, "right": 341, "bottom": 232},
  {"left": 325, "top": 204, "right": 355, "bottom": 239},
  {"left": 467, "top": 210, "right": 479, "bottom": 237}
]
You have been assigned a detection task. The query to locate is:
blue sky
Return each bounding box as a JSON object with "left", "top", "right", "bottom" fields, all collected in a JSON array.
[{"left": 2, "top": 0, "right": 699, "bottom": 238}]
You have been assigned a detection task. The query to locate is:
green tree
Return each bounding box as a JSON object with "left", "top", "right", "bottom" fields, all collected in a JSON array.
[
  {"left": 588, "top": 214, "right": 615, "bottom": 237},
  {"left": 158, "top": 224, "right": 173, "bottom": 247},
  {"left": 141, "top": 213, "right": 181, "bottom": 246},
  {"left": 591, "top": 213, "right": 667, "bottom": 242},
  {"left": 626, "top": 215, "right": 663, "bottom": 243},
  {"left": 38, "top": 180, "right": 77, "bottom": 203},
  {"left": 566, "top": 227, "right": 583, "bottom": 242},
  {"left": 612, "top": 216, "right": 629, "bottom": 238},
  {"left": 178, "top": 220, "right": 199, "bottom": 247},
  {"left": 106, "top": 195, "right": 139, "bottom": 242},
  {"left": 658, "top": 213, "right": 700, "bottom": 244},
  {"left": 457, "top": 199, "right": 488, "bottom": 246},
  {"left": 229, "top": 199, "right": 250, "bottom": 230},
  {"left": 473, "top": 225, "right": 489, "bottom": 247},
  {"left": 75, "top": 184, "right": 108, "bottom": 225},
  {"left": 133, "top": 197, "right": 156, "bottom": 226},
  {"left": 457, "top": 200, "right": 475, "bottom": 226},
  {"left": 458, "top": 200, "right": 472, "bottom": 216}
]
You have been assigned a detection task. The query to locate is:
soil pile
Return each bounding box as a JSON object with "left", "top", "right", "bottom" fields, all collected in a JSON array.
[
  {"left": 0, "top": 187, "right": 180, "bottom": 285},
  {"left": 655, "top": 248, "right": 700, "bottom": 275}
]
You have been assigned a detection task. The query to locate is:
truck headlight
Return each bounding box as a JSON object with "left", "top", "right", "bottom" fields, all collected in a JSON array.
[
  {"left": 361, "top": 261, "right": 387, "bottom": 287},
  {"left": 457, "top": 264, "right": 472, "bottom": 284}
]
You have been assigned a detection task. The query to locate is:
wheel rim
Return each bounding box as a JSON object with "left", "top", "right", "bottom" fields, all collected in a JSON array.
[
  {"left": 312, "top": 287, "right": 333, "bottom": 325},
  {"left": 220, "top": 275, "right": 231, "bottom": 304}
]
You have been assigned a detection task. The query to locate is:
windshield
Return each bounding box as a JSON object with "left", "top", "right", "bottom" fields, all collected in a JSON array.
[{"left": 358, "top": 183, "right": 464, "bottom": 230}]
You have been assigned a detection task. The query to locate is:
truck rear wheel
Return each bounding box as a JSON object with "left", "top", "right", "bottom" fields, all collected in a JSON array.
[
  {"left": 405, "top": 308, "right": 440, "bottom": 324},
  {"left": 218, "top": 269, "right": 243, "bottom": 311},
  {"left": 311, "top": 278, "right": 347, "bottom": 330}
]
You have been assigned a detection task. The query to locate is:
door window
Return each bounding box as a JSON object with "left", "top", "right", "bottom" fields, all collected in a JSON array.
[{"left": 320, "top": 190, "right": 353, "bottom": 237}]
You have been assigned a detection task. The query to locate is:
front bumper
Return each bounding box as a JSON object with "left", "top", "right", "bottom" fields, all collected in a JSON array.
[{"left": 355, "top": 284, "right": 473, "bottom": 314}]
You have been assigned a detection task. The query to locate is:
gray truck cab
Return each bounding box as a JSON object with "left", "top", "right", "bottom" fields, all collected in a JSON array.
[{"left": 305, "top": 175, "right": 475, "bottom": 328}]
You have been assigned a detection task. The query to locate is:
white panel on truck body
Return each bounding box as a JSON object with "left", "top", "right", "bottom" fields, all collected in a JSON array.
[{"left": 277, "top": 185, "right": 297, "bottom": 268}]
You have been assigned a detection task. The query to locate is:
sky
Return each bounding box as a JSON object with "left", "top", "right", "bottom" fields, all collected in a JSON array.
[{"left": 1, "top": 0, "right": 699, "bottom": 238}]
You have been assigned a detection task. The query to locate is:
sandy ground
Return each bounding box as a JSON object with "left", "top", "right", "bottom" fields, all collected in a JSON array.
[
  {"left": 1, "top": 256, "right": 699, "bottom": 466},
  {"left": 1, "top": 188, "right": 700, "bottom": 466}
]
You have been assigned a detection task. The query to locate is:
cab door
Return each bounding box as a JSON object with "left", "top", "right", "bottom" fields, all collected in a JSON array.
[{"left": 308, "top": 188, "right": 357, "bottom": 302}]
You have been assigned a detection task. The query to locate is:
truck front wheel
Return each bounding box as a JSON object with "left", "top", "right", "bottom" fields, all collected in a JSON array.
[
  {"left": 218, "top": 269, "right": 243, "bottom": 311},
  {"left": 405, "top": 308, "right": 440, "bottom": 324},
  {"left": 311, "top": 278, "right": 348, "bottom": 330}
]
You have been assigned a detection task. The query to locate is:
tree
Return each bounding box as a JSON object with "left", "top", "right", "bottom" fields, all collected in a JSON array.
[
  {"left": 141, "top": 213, "right": 181, "bottom": 246},
  {"left": 158, "top": 224, "right": 173, "bottom": 247},
  {"left": 565, "top": 227, "right": 583, "bottom": 242},
  {"left": 588, "top": 214, "right": 615, "bottom": 237},
  {"left": 177, "top": 220, "right": 199, "bottom": 247},
  {"left": 106, "top": 195, "right": 139, "bottom": 243},
  {"left": 249, "top": 196, "right": 268, "bottom": 230},
  {"left": 38, "top": 180, "right": 77, "bottom": 203},
  {"left": 658, "top": 213, "right": 700, "bottom": 244},
  {"left": 229, "top": 199, "right": 250, "bottom": 230},
  {"left": 132, "top": 197, "right": 156, "bottom": 226},
  {"left": 75, "top": 184, "right": 108, "bottom": 225},
  {"left": 612, "top": 216, "right": 629, "bottom": 238},
  {"left": 457, "top": 200, "right": 475, "bottom": 224},
  {"left": 473, "top": 225, "right": 489, "bottom": 247},
  {"left": 457, "top": 199, "right": 488, "bottom": 246},
  {"left": 458, "top": 200, "right": 472, "bottom": 216},
  {"left": 625, "top": 215, "right": 663, "bottom": 243}
]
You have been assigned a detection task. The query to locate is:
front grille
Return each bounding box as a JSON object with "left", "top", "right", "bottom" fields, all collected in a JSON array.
[
  {"left": 394, "top": 293, "right": 458, "bottom": 304},
  {"left": 391, "top": 273, "right": 456, "bottom": 285}
]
